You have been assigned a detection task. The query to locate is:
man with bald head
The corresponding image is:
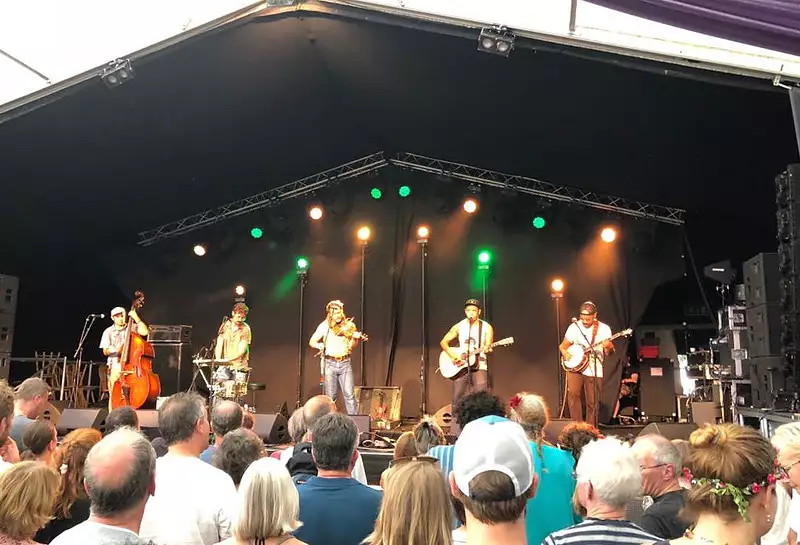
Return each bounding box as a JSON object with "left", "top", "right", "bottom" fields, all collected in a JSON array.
[
  {"left": 51, "top": 427, "right": 156, "bottom": 544},
  {"left": 200, "top": 400, "right": 243, "bottom": 464},
  {"left": 631, "top": 434, "right": 688, "bottom": 539}
]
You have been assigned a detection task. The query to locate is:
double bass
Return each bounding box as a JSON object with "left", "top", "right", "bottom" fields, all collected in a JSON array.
[{"left": 110, "top": 291, "right": 161, "bottom": 409}]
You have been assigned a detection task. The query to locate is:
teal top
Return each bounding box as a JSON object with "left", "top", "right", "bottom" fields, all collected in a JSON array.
[{"left": 525, "top": 442, "right": 579, "bottom": 545}]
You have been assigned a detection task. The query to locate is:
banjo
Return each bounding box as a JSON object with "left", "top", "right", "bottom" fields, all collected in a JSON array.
[
  {"left": 438, "top": 337, "right": 514, "bottom": 380},
  {"left": 561, "top": 328, "right": 633, "bottom": 373}
]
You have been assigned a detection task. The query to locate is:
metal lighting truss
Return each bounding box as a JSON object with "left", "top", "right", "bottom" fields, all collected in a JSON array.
[
  {"left": 138, "top": 150, "right": 684, "bottom": 246},
  {"left": 137, "top": 152, "right": 387, "bottom": 246},
  {"left": 390, "top": 153, "right": 685, "bottom": 226}
]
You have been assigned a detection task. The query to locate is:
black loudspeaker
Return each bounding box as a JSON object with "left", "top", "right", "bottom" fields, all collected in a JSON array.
[
  {"left": 253, "top": 413, "right": 290, "bottom": 444},
  {"left": 746, "top": 304, "right": 782, "bottom": 358},
  {"left": 639, "top": 359, "right": 678, "bottom": 418},
  {"left": 56, "top": 408, "right": 108, "bottom": 435},
  {"left": 638, "top": 422, "right": 698, "bottom": 441},
  {"left": 150, "top": 343, "right": 194, "bottom": 396},
  {"left": 543, "top": 418, "right": 576, "bottom": 445},
  {"left": 750, "top": 356, "right": 786, "bottom": 408},
  {"left": 0, "top": 352, "right": 9, "bottom": 382},
  {"left": 744, "top": 253, "right": 779, "bottom": 308},
  {"left": 136, "top": 410, "right": 160, "bottom": 440}
]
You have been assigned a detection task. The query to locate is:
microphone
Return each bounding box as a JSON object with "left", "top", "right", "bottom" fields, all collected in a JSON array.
[{"left": 89, "top": 313, "right": 105, "bottom": 318}]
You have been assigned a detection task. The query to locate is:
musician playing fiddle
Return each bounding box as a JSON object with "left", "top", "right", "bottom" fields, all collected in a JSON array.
[
  {"left": 215, "top": 302, "right": 252, "bottom": 369},
  {"left": 100, "top": 306, "right": 149, "bottom": 411},
  {"left": 559, "top": 301, "right": 613, "bottom": 427},
  {"left": 308, "top": 300, "right": 364, "bottom": 415}
]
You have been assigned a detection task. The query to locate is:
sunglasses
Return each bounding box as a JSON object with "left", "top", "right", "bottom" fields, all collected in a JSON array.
[
  {"left": 780, "top": 460, "right": 800, "bottom": 479},
  {"left": 388, "top": 455, "right": 439, "bottom": 469}
]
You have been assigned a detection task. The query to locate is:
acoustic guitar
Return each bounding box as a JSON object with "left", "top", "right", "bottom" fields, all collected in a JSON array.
[
  {"left": 438, "top": 337, "right": 514, "bottom": 380},
  {"left": 561, "top": 328, "right": 633, "bottom": 373}
]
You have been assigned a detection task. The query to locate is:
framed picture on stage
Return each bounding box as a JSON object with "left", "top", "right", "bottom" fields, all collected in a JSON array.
[{"left": 354, "top": 386, "right": 402, "bottom": 428}]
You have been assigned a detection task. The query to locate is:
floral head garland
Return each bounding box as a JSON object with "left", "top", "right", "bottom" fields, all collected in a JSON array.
[
  {"left": 682, "top": 464, "right": 779, "bottom": 521},
  {"left": 509, "top": 395, "right": 523, "bottom": 411}
]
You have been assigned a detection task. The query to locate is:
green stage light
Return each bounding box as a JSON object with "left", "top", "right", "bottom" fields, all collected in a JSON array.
[
  {"left": 532, "top": 216, "right": 546, "bottom": 229},
  {"left": 398, "top": 185, "right": 411, "bottom": 198},
  {"left": 370, "top": 188, "right": 383, "bottom": 200},
  {"left": 250, "top": 227, "right": 263, "bottom": 239},
  {"left": 477, "top": 250, "right": 492, "bottom": 265},
  {"left": 296, "top": 257, "right": 309, "bottom": 271}
]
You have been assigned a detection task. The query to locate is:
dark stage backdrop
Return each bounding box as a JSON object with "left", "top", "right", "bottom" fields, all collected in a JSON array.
[{"left": 112, "top": 186, "right": 684, "bottom": 420}]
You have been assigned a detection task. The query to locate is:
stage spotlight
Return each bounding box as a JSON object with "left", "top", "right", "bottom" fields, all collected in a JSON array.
[
  {"left": 309, "top": 206, "right": 323, "bottom": 220},
  {"left": 357, "top": 226, "right": 371, "bottom": 243},
  {"left": 193, "top": 244, "right": 206, "bottom": 257},
  {"left": 417, "top": 225, "right": 430, "bottom": 242},
  {"left": 101, "top": 59, "right": 135, "bottom": 88},
  {"left": 398, "top": 185, "right": 411, "bottom": 198},
  {"left": 477, "top": 27, "right": 515, "bottom": 57},
  {"left": 601, "top": 227, "right": 617, "bottom": 243},
  {"left": 550, "top": 278, "right": 565, "bottom": 294},
  {"left": 296, "top": 257, "right": 309, "bottom": 272},
  {"left": 477, "top": 250, "right": 493, "bottom": 265},
  {"left": 235, "top": 285, "right": 246, "bottom": 296},
  {"left": 532, "top": 216, "right": 547, "bottom": 229},
  {"left": 370, "top": 188, "right": 383, "bottom": 200},
  {"left": 250, "top": 227, "right": 263, "bottom": 239},
  {"left": 463, "top": 198, "right": 478, "bottom": 214}
]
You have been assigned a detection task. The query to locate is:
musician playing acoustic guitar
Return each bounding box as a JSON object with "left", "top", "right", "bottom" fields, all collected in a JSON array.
[
  {"left": 440, "top": 298, "right": 494, "bottom": 433},
  {"left": 559, "top": 301, "right": 613, "bottom": 427}
]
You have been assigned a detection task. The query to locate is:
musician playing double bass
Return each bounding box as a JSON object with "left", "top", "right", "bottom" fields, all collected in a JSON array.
[
  {"left": 100, "top": 306, "right": 149, "bottom": 411},
  {"left": 559, "top": 301, "right": 613, "bottom": 427}
]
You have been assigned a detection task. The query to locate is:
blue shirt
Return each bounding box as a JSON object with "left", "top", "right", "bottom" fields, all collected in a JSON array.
[
  {"left": 295, "top": 477, "right": 382, "bottom": 545},
  {"left": 199, "top": 445, "right": 216, "bottom": 464},
  {"left": 526, "top": 442, "right": 578, "bottom": 545},
  {"left": 10, "top": 414, "right": 35, "bottom": 447}
]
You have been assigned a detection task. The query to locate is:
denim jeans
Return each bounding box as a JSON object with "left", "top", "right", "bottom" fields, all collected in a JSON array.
[{"left": 324, "top": 357, "right": 357, "bottom": 414}]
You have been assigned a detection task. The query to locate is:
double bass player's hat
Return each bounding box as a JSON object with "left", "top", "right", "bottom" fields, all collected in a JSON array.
[
  {"left": 579, "top": 301, "right": 598, "bottom": 315},
  {"left": 110, "top": 307, "right": 125, "bottom": 317},
  {"left": 326, "top": 300, "right": 344, "bottom": 312}
]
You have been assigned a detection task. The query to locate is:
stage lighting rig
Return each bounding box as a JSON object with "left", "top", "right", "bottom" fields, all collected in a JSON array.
[
  {"left": 477, "top": 27, "right": 515, "bottom": 57},
  {"left": 101, "top": 59, "right": 135, "bottom": 88}
]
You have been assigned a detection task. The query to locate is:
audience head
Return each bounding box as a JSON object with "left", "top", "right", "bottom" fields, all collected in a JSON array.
[
  {"left": 288, "top": 408, "right": 306, "bottom": 444},
  {"left": 234, "top": 457, "right": 301, "bottom": 541},
  {"left": 52, "top": 427, "right": 102, "bottom": 517},
  {"left": 213, "top": 428, "right": 266, "bottom": 487},
  {"left": 632, "top": 434, "right": 683, "bottom": 497},
  {"left": 413, "top": 416, "right": 445, "bottom": 454},
  {"left": 557, "top": 421, "right": 603, "bottom": 464},
  {"left": 685, "top": 423, "right": 777, "bottom": 534},
  {"left": 84, "top": 427, "right": 157, "bottom": 518},
  {"left": 0, "top": 461, "right": 59, "bottom": 540},
  {"left": 242, "top": 411, "right": 255, "bottom": 430},
  {"left": 393, "top": 432, "right": 419, "bottom": 459},
  {"left": 508, "top": 392, "right": 552, "bottom": 470},
  {"left": 0, "top": 380, "right": 13, "bottom": 443},
  {"left": 21, "top": 418, "right": 57, "bottom": 459},
  {"left": 158, "top": 392, "right": 209, "bottom": 451},
  {"left": 211, "top": 400, "right": 243, "bottom": 438},
  {"left": 14, "top": 377, "right": 51, "bottom": 418},
  {"left": 311, "top": 413, "right": 358, "bottom": 472},
  {"left": 574, "top": 436, "right": 641, "bottom": 514},
  {"left": 303, "top": 395, "right": 336, "bottom": 438},
  {"left": 771, "top": 421, "right": 800, "bottom": 491},
  {"left": 104, "top": 406, "right": 139, "bottom": 435},
  {"left": 369, "top": 460, "right": 452, "bottom": 545},
  {"left": 454, "top": 391, "right": 506, "bottom": 429},
  {"left": 451, "top": 416, "right": 536, "bottom": 524}
]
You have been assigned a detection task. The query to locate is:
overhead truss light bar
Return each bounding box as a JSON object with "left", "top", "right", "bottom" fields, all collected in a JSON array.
[{"left": 138, "top": 150, "right": 684, "bottom": 246}]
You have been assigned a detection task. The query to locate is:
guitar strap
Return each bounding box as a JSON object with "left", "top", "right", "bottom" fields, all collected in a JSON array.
[{"left": 589, "top": 321, "right": 600, "bottom": 347}]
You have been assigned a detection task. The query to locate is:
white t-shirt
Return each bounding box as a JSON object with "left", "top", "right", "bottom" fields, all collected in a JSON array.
[
  {"left": 564, "top": 321, "right": 612, "bottom": 378},
  {"left": 762, "top": 484, "right": 793, "bottom": 545},
  {"left": 456, "top": 319, "right": 491, "bottom": 371},
  {"left": 310, "top": 321, "right": 352, "bottom": 359},
  {"left": 0, "top": 459, "right": 11, "bottom": 475},
  {"left": 139, "top": 453, "right": 237, "bottom": 545}
]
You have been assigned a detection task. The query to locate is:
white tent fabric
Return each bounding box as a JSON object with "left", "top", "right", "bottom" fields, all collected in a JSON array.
[{"left": 1, "top": 0, "right": 798, "bottom": 118}]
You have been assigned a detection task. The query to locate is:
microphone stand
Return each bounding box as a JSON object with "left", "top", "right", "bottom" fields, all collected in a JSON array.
[{"left": 73, "top": 315, "right": 99, "bottom": 406}]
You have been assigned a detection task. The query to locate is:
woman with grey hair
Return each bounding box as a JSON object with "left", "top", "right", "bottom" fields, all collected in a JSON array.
[
  {"left": 543, "top": 437, "right": 658, "bottom": 545},
  {"left": 275, "top": 408, "right": 306, "bottom": 463}
]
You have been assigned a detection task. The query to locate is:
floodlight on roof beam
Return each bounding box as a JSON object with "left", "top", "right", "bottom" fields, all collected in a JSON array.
[
  {"left": 101, "top": 59, "right": 135, "bottom": 88},
  {"left": 477, "top": 27, "right": 515, "bottom": 57}
]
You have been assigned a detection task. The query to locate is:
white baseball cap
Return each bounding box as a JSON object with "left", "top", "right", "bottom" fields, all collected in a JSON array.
[
  {"left": 110, "top": 307, "right": 125, "bottom": 317},
  {"left": 453, "top": 416, "right": 534, "bottom": 499}
]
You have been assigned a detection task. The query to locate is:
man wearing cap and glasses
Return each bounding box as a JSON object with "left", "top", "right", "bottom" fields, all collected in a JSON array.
[
  {"left": 100, "top": 306, "right": 149, "bottom": 411},
  {"left": 440, "top": 299, "right": 494, "bottom": 433},
  {"left": 559, "top": 301, "right": 613, "bottom": 427}
]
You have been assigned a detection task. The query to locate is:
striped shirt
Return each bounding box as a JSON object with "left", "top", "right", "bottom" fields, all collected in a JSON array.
[
  {"left": 543, "top": 518, "right": 659, "bottom": 545},
  {"left": 427, "top": 444, "right": 455, "bottom": 481}
]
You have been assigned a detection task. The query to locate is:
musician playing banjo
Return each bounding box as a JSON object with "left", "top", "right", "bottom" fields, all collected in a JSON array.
[
  {"left": 440, "top": 298, "right": 494, "bottom": 432},
  {"left": 559, "top": 301, "right": 613, "bottom": 427}
]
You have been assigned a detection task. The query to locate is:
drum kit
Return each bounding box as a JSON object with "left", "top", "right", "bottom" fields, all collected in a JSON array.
[{"left": 190, "top": 358, "right": 252, "bottom": 403}]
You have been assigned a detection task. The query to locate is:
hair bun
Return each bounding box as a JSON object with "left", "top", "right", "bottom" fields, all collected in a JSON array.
[{"left": 690, "top": 425, "right": 727, "bottom": 448}]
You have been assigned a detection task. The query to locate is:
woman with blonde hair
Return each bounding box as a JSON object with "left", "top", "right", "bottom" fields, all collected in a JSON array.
[
  {"left": 0, "top": 461, "right": 60, "bottom": 544},
  {"left": 219, "top": 457, "right": 305, "bottom": 545},
  {"left": 767, "top": 421, "right": 800, "bottom": 545},
  {"left": 506, "top": 392, "right": 577, "bottom": 544},
  {"left": 367, "top": 459, "right": 452, "bottom": 545},
  {"left": 652, "top": 423, "right": 779, "bottom": 545},
  {"left": 35, "top": 428, "right": 102, "bottom": 543}
]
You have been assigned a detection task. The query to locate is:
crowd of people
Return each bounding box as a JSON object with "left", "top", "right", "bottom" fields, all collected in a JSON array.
[{"left": 0, "top": 375, "right": 799, "bottom": 545}]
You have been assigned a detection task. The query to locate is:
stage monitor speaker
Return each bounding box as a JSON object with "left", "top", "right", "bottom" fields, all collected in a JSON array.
[
  {"left": 543, "top": 418, "right": 576, "bottom": 445},
  {"left": 746, "top": 304, "right": 782, "bottom": 358},
  {"left": 433, "top": 404, "right": 453, "bottom": 429},
  {"left": 253, "top": 413, "right": 290, "bottom": 444},
  {"left": 56, "top": 408, "right": 108, "bottom": 435},
  {"left": 149, "top": 342, "right": 193, "bottom": 396},
  {"left": 639, "top": 359, "right": 679, "bottom": 418},
  {"left": 638, "top": 422, "right": 697, "bottom": 441},
  {"left": 350, "top": 414, "right": 371, "bottom": 439},
  {"left": 136, "top": 410, "right": 160, "bottom": 440},
  {"left": 744, "top": 253, "right": 779, "bottom": 308}
]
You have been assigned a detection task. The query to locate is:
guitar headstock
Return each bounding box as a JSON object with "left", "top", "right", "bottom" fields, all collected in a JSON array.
[
  {"left": 622, "top": 328, "right": 633, "bottom": 336},
  {"left": 495, "top": 337, "right": 514, "bottom": 346}
]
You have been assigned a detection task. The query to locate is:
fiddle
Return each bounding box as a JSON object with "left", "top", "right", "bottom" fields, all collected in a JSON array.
[{"left": 332, "top": 317, "right": 369, "bottom": 342}]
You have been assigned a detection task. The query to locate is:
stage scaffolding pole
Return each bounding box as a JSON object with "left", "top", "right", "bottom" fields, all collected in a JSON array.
[
  {"left": 418, "top": 234, "right": 429, "bottom": 416},
  {"left": 296, "top": 270, "right": 308, "bottom": 409}
]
